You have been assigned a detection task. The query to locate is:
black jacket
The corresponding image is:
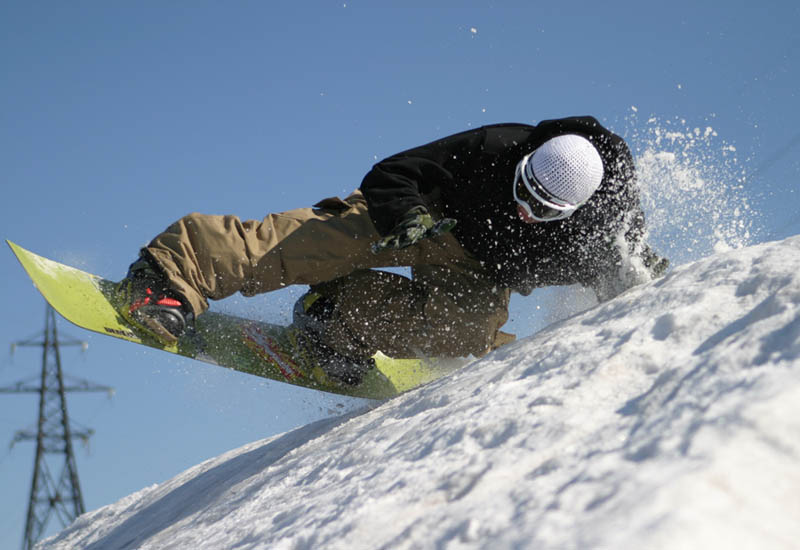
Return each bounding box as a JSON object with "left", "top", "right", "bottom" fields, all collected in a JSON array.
[{"left": 360, "top": 116, "right": 649, "bottom": 294}]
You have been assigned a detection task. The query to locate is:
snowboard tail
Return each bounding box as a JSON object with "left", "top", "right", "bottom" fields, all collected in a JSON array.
[{"left": 7, "top": 241, "right": 463, "bottom": 399}]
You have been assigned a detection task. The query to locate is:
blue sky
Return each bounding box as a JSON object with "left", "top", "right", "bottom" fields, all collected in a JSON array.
[{"left": 1, "top": 2, "right": 798, "bottom": 547}]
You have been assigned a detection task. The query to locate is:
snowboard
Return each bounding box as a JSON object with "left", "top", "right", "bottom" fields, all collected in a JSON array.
[{"left": 8, "top": 241, "right": 464, "bottom": 399}]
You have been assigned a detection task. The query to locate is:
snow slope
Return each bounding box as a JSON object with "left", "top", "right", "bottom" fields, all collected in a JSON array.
[{"left": 39, "top": 236, "right": 800, "bottom": 550}]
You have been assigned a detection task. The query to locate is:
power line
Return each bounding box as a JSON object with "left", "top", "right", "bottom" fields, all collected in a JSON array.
[
  {"left": 743, "top": 131, "right": 800, "bottom": 239},
  {"left": 747, "top": 131, "right": 800, "bottom": 181}
]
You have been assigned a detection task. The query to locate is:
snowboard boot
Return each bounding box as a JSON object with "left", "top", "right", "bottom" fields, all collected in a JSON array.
[
  {"left": 292, "top": 291, "right": 375, "bottom": 386},
  {"left": 116, "top": 255, "right": 191, "bottom": 346}
]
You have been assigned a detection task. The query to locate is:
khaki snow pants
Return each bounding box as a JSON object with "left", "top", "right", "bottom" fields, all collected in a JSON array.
[{"left": 144, "top": 190, "right": 514, "bottom": 359}]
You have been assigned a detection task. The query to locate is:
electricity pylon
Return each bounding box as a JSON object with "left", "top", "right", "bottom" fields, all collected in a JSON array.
[{"left": 0, "top": 305, "right": 113, "bottom": 550}]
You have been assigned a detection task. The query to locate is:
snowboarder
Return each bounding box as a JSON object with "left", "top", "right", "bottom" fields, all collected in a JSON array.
[{"left": 116, "top": 116, "right": 667, "bottom": 385}]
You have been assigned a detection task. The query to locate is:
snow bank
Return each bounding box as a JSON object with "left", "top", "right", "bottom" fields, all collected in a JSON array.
[{"left": 39, "top": 236, "right": 800, "bottom": 550}]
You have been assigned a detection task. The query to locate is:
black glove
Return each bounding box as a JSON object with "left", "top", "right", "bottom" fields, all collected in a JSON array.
[
  {"left": 371, "top": 206, "right": 457, "bottom": 254},
  {"left": 642, "top": 245, "right": 669, "bottom": 278}
]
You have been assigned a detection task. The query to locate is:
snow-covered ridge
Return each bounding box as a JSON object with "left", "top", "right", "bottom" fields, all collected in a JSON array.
[{"left": 40, "top": 236, "right": 800, "bottom": 550}]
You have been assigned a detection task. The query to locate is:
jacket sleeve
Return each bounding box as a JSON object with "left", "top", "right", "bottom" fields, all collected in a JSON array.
[
  {"left": 360, "top": 128, "right": 485, "bottom": 235},
  {"left": 576, "top": 131, "right": 669, "bottom": 300}
]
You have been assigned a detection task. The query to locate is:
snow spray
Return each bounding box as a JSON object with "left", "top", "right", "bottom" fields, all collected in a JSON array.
[{"left": 624, "top": 110, "right": 758, "bottom": 265}]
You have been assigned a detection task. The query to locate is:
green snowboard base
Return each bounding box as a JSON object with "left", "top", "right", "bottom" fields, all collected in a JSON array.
[{"left": 8, "top": 241, "right": 465, "bottom": 399}]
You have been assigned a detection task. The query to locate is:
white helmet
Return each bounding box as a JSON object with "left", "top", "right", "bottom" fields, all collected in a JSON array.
[{"left": 513, "top": 134, "right": 604, "bottom": 221}]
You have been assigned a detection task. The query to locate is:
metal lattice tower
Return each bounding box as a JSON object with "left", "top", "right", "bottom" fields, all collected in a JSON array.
[{"left": 0, "top": 305, "right": 112, "bottom": 550}]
